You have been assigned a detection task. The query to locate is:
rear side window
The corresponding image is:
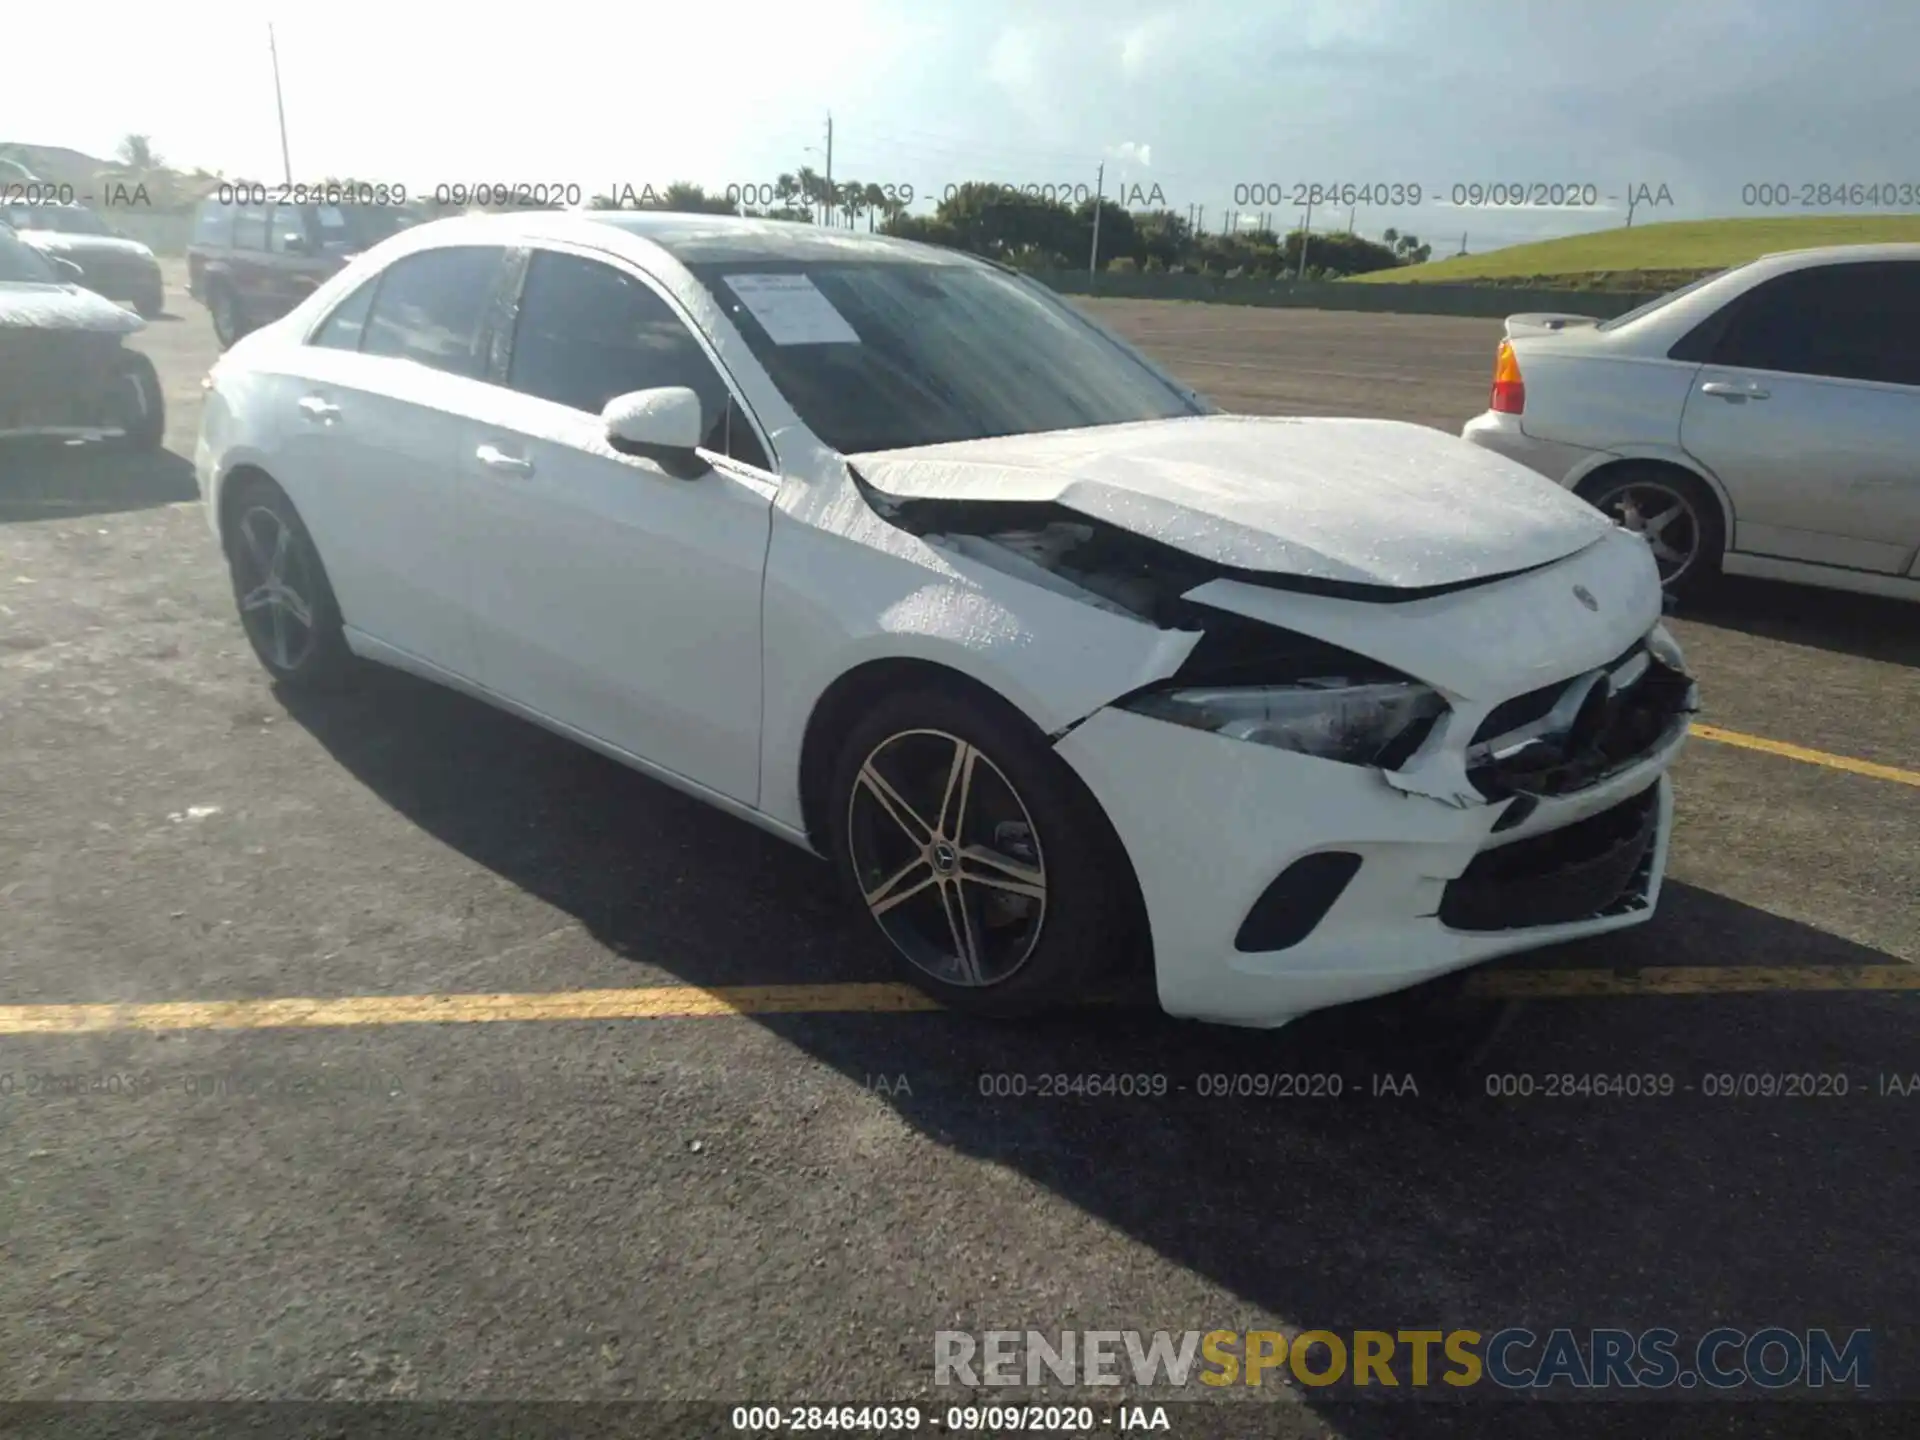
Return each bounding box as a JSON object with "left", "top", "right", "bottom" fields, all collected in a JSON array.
[
  {"left": 360, "top": 246, "right": 506, "bottom": 378},
  {"left": 1706, "top": 262, "right": 1920, "bottom": 386},
  {"left": 194, "top": 202, "right": 232, "bottom": 247},
  {"left": 232, "top": 205, "right": 267, "bottom": 251},
  {"left": 310, "top": 277, "right": 378, "bottom": 350},
  {"left": 506, "top": 250, "right": 770, "bottom": 468}
]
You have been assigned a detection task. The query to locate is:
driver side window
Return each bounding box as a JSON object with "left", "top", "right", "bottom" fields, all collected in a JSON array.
[{"left": 505, "top": 250, "right": 771, "bottom": 471}]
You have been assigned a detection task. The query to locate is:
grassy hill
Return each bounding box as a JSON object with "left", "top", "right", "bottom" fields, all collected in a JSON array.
[{"left": 1350, "top": 214, "right": 1920, "bottom": 288}]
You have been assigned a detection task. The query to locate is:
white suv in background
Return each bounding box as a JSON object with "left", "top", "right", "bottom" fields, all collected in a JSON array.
[{"left": 1462, "top": 244, "right": 1920, "bottom": 602}]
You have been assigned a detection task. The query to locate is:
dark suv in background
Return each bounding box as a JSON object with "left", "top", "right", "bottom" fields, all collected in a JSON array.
[
  {"left": 1, "top": 201, "right": 165, "bottom": 317},
  {"left": 186, "top": 200, "right": 417, "bottom": 348}
]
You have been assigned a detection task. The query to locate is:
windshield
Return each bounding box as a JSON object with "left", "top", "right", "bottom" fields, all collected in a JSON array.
[
  {"left": 0, "top": 204, "right": 115, "bottom": 236},
  {"left": 1596, "top": 268, "right": 1736, "bottom": 331},
  {"left": 687, "top": 259, "right": 1204, "bottom": 453},
  {"left": 0, "top": 227, "right": 61, "bottom": 282}
]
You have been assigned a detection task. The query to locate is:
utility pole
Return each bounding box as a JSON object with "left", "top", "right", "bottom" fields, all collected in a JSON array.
[
  {"left": 824, "top": 113, "right": 834, "bottom": 228},
  {"left": 1296, "top": 195, "right": 1313, "bottom": 280},
  {"left": 268, "top": 23, "right": 293, "bottom": 186},
  {"left": 1088, "top": 161, "right": 1105, "bottom": 286}
]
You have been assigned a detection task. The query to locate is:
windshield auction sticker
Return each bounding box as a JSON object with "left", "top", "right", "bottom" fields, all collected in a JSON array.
[{"left": 723, "top": 273, "right": 861, "bottom": 346}]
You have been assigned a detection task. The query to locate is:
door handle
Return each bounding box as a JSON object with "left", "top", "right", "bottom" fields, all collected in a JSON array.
[
  {"left": 475, "top": 443, "right": 535, "bottom": 476},
  {"left": 297, "top": 395, "right": 341, "bottom": 422},
  {"left": 1700, "top": 380, "right": 1769, "bottom": 401}
]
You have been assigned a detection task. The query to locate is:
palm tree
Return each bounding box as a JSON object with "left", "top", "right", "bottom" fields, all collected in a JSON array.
[
  {"left": 835, "top": 178, "right": 862, "bottom": 229},
  {"left": 117, "top": 135, "right": 162, "bottom": 171},
  {"left": 795, "top": 167, "right": 825, "bottom": 223}
]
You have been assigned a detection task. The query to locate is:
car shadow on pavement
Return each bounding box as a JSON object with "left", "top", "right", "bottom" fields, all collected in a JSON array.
[
  {"left": 1676, "top": 575, "right": 1920, "bottom": 669},
  {"left": 278, "top": 667, "right": 1914, "bottom": 1431},
  {"left": 0, "top": 442, "right": 198, "bottom": 523}
]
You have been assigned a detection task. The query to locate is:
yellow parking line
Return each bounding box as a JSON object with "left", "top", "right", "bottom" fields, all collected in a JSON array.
[
  {"left": 0, "top": 967, "right": 1912, "bottom": 1035},
  {"left": 1689, "top": 723, "right": 1920, "bottom": 788},
  {"left": 0, "top": 983, "right": 940, "bottom": 1035}
]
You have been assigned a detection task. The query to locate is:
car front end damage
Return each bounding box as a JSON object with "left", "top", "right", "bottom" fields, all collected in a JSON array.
[
  {"left": 1043, "top": 527, "right": 1693, "bottom": 1027},
  {"left": 832, "top": 417, "right": 1696, "bottom": 1028}
]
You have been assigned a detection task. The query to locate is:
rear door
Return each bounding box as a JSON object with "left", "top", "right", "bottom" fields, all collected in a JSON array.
[
  {"left": 1679, "top": 259, "right": 1920, "bottom": 574},
  {"left": 268, "top": 243, "right": 516, "bottom": 678},
  {"left": 457, "top": 245, "right": 778, "bottom": 804}
]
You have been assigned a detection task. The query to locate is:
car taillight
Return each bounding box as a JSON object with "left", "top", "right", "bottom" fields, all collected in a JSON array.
[{"left": 1490, "top": 340, "right": 1525, "bottom": 414}]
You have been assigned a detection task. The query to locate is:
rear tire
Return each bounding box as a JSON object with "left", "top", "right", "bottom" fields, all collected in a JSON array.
[
  {"left": 825, "top": 680, "right": 1144, "bottom": 1018},
  {"left": 222, "top": 476, "right": 356, "bottom": 690},
  {"left": 1578, "top": 464, "right": 1724, "bottom": 600}
]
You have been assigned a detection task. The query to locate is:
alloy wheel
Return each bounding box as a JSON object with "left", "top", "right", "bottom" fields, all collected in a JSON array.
[
  {"left": 1597, "top": 481, "right": 1701, "bottom": 585},
  {"left": 233, "top": 506, "right": 318, "bottom": 672},
  {"left": 846, "top": 728, "right": 1048, "bottom": 988}
]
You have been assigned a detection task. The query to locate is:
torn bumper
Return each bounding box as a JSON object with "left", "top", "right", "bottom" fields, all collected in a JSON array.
[{"left": 1055, "top": 706, "right": 1682, "bottom": 1029}]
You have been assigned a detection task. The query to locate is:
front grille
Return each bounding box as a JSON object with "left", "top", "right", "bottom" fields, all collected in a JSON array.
[
  {"left": 1440, "top": 784, "right": 1660, "bottom": 931},
  {"left": 1470, "top": 641, "right": 1644, "bottom": 747},
  {"left": 1467, "top": 648, "right": 1693, "bottom": 800}
]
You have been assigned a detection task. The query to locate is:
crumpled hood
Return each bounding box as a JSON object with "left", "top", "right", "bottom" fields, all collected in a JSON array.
[
  {"left": 852, "top": 415, "right": 1614, "bottom": 590},
  {"left": 19, "top": 232, "right": 157, "bottom": 263},
  {"left": 0, "top": 282, "right": 144, "bottom": 333}
]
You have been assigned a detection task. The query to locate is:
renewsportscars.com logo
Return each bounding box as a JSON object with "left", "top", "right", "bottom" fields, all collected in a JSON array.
[{"left": 934, "top": 1328, "right": 1873, "bottom": 1392}]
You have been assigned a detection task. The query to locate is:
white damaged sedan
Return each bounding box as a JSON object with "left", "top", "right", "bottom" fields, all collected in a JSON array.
[{"left": 196, "top": 212, "right": 1696, "bottom": 1027}]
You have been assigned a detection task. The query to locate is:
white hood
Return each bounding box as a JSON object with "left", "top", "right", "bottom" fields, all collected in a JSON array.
[{"left": 851, "top": 415, "right": 1614, "bottom": 590}]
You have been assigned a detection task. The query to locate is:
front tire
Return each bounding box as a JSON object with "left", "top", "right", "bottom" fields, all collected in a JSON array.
[
  {"left": 223, "top": 476, "right": 355, "bottom": 690},
  {"left": 208, "top": 282, "right": 247, "bottom": 349},
  {"left": 1578, "top": 465, "right": 1724, "bottom": 599},
  {"left": 826, "top": 681, "right": 1143, "bottom": 1018},
  {"left": 112, "top": 350, "right": 165, "bottom": 452}
]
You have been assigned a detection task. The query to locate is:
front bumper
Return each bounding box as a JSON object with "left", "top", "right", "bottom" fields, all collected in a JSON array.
[
  {"left": 1055, "top": 705, "right": 1683, "bottom": 1028},
  {"left": 0, "top": 330, "right": 133, "bottom": 439}
]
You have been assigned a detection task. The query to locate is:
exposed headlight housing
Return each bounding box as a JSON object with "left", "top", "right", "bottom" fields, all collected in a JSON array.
[
  {"left": 1645, "top": 621, "right": 1687, "bottom": 674},
  {"left": 1119, "top": 679, "right": 1448, "bottom": 767}
]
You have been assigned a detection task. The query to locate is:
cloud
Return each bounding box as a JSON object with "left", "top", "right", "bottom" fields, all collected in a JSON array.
[
  {"left": 1106, "top": 141, "right": 1152, "bottom": 167},
  {"left": 987, "top": 26, "right": 1041, "bottom": 92},
  {"left": 1117, "top": 14, "right": 1178, "bottom": 78}
]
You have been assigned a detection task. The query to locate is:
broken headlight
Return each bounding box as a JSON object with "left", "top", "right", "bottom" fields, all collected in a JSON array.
[
  {"left": 1645, "top": 621, "right": 1687, "bottom": 674},
  {"left": 1119, "top": 679, "right": 1447, "bottom": 767}
]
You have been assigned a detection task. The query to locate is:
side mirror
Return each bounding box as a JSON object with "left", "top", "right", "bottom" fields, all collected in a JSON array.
[
  {"left": 603, "top": 387, "right": 708, "bottom": 475},
  {"left": 51, "top": 256, "right": 85, "bottom": 282}
]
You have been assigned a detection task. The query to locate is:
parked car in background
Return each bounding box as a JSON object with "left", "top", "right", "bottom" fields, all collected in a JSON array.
[
  {"left": 195, "top": 211, "right": 1694, "bottom": 1029},
  {"left": 0, "top": 222, "right": 164, "bottom": 449},
  {"left": 187, "top": 199, "right": 419, "bottom": 348},
  {"left": 0, "top": 201, "right": 165, "bottom": 317},
  {"left": 1462, "top": 244, "right": 1920, "bottom": 602}
]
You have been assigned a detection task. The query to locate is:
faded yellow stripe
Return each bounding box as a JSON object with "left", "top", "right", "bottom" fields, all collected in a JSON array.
[
  {"left": 1690, "top": 723, "right": 1920, "bottom": 788},
  {"left": 1470, "top": 964, "right": 1920, "bottom": 998},
  {"left": 0, "top": 967, "right": 1913, "bottom": 1034},
  {"left": 0, "top": 983, "right": 939, "bottom": 1035}
]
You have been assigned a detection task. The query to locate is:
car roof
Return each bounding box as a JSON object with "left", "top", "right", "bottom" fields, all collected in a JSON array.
[
  {"left": 387, "top": 207, "right": 979, "bottom": 269},
  {"left": 1750, "top": 242, "right": 1920, "bottom": 268}
]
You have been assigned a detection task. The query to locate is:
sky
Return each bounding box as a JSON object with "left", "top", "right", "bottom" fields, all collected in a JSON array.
[{"left": 8, "top": 0, "right": 1917, "bottom": 251}]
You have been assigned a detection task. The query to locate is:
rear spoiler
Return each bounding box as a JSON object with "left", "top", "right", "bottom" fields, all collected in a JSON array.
[{"left": 1502, "top": 313, "right": 1602, "bottom": 338}]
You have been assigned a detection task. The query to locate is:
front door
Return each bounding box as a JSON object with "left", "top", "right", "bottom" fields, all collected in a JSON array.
[{"left": 457, "top": 246, "right": 778, "bottom": 805}]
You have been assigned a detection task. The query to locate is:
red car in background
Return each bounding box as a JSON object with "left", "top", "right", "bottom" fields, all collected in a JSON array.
[{"left": 186, "top": 200, "right": 418, "bottom": 348}]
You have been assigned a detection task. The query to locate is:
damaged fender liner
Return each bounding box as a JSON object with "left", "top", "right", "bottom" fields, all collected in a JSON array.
[
  {"left": 850, "top": 464, "right": 1444, "bottom": 741},
  {"left": 848, "top": 465, "right": 1561, "bottom": 614}
]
